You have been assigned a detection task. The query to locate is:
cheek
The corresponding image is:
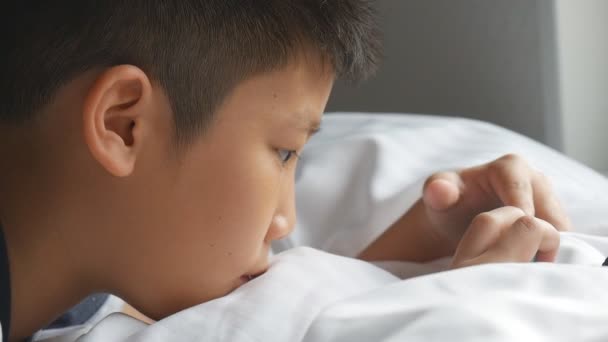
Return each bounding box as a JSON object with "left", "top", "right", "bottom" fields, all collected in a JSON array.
[
  {"left": 164, "top": 148, "right": 280, "bottom": 272},
  {"left": 135, "top": 154, "right": 281, "bottom": 314}
]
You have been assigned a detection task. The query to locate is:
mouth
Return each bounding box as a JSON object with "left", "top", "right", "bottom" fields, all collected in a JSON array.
[{"left": 240, "top": 269, "right": 267, "bottom": 283}]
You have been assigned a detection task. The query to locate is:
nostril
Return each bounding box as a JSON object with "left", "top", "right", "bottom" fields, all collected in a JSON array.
[{"left": 267, "top": 215, "right": 292, "bottom": 242}]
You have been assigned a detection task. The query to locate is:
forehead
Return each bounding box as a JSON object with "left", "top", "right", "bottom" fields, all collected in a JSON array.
[{"left": 214, "top": 57, "right": 334, "bottom": 129}]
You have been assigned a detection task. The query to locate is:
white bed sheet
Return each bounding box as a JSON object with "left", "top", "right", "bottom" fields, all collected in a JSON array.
[
  {"left": 73, "top": 235, "right": 608, "bottom": 342},
  {"left": 37, "top": 113, "right": 608, "bottom": 342},
  {"left": 282, "top": 113, "right": 608, "bottom": 257}
]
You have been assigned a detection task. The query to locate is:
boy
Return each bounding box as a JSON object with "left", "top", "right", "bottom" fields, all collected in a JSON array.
[{"left": 0, "top": 1, "right": 569, "bottom": 341}]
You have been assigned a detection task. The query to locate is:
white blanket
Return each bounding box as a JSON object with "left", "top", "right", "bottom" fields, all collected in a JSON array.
[{"left": 38, "top": 113, "right": 608, "bottom": 342}]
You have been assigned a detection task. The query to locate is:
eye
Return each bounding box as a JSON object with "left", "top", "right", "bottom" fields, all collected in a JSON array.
[{"left": 277, "top": 149, "right": 299, "bottom": 164}]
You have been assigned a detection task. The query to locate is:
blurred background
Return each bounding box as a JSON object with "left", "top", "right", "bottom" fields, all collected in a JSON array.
[{"left": 327, "top": 0, "right": 608, "bottom": 173}]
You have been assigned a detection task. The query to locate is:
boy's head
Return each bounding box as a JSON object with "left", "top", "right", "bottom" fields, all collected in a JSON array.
[{"left": 0, "top": 1, "right": 380, "bottom": 321}]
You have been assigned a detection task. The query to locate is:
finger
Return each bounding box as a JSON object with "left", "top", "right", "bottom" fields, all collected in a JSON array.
[
  {"left": 531, "top": 172, "right": 572, "bottom": 232},
  {"left": 487, "top": 154, "right": 535, "bottom": 216},
  {"left": 453, "top": 206, "right": 526, "bottom": 262},
  {"left": 483, "top": 216, "right": 560, "bottom": 263},
  {"left": 422, "top": 171, "right": 462, "bottom": 211}
]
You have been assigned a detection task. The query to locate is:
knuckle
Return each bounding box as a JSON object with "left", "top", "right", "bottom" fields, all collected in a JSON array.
[
  {"left": 500, "top": 153, "right": 526, "bottom": 165},
  {"left": 471, "top": 212, "right": 499, "bottom": 228},
  {"left": 514, "top": 215, "right": 539, "bottom": 233},
  {"left": 491, "top": 154, "right": 529, "bottom": 173},
  {"left": 505, "top": 206, "right": 526, "bottom": 216},
  {"left": 507, "top": 179, "right": 530, "bottom": 191},
  {"left": 487, "top": 159, "right": 504, "bottom": 174}
]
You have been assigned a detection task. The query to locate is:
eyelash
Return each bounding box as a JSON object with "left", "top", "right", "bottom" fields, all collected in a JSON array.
[{"left": 277, "top": 149, "right": 300, "bottom": 165}]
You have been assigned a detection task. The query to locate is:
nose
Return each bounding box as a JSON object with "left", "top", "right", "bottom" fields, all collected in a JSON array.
[{"left": 265, "top": 177, "right": 296, "bottom": 242}]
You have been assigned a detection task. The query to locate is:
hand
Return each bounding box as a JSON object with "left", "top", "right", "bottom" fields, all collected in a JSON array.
[
  {"left": 450, "top": 206, "right": 560, "bottom": 268},
  {"left": 422, "top": 154, "right": 571, "bottom": 248}
]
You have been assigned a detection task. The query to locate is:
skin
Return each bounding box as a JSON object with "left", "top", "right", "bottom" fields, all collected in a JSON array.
[
  {"left": 0, "top": 53, "right": 571, "bottom": 339},
  {"left": 360, "top": 154, "right": 571, "bottom": 266},
  {"left": 0, "top": 56, "right": 330, "bottom": 340}
]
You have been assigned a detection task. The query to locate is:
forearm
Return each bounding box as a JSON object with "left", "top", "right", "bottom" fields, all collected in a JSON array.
[{"left": 358, "top": 199, "right": 455, "bottom": 262}]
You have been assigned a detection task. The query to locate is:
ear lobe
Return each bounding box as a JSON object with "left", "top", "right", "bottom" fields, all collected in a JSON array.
[{"left": 82, "top": 65, "right": 152, "bottom": 177}]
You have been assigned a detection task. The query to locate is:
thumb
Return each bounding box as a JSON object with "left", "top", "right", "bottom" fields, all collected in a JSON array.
[{"left": 423, "top": 172, "right": 462, "bottom": 211}]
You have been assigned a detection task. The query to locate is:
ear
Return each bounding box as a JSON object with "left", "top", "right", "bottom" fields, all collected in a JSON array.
[{"left": 82, "top": 65, "right": 153, "bottom": 177}]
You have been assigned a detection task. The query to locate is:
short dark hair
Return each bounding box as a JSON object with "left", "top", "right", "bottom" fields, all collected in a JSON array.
[{"left": 1, "top": 1, "right": 381, "bottom": 145}]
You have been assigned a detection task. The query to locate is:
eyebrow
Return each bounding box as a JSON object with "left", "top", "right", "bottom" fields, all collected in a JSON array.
[
  {"left": 299, "top": 120, "right": 321, "bottom": 139},
  {"left": 307, "top": 122, "right": 322, "bottom": 137},
  {"left": 293, "top": 112, "right": 322, "bottom": 138}
]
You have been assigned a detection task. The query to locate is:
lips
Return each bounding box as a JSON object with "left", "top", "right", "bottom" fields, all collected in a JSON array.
[{"left": 241, "top": 268, "right": 267, "bottom": 283}]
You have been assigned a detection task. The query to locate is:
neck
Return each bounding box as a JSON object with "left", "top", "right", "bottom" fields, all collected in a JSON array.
[
  {"left": 2, "top": 217, "right": 92, "bottom": 341},
  {"left": 0, "top": 137, "right": 95, "bottom": 340}
]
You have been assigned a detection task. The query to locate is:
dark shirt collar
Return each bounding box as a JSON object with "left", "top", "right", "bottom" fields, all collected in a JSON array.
[{"left": 0, "top": 223, "right": 11, "bottom": 342}]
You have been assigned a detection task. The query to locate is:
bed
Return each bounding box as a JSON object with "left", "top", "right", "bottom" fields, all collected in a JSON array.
[{"left": 36, "top": 113, "right": 608, "bottom": 342}]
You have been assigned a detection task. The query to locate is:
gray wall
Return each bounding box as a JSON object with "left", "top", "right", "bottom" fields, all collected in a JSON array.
[
  {"left": 328, "top": 0, "right": 608, "bottom": 171},
  {"left": 327, "top": 0, "right": 559, "bottom": 147},
  {"left": 556, "top": 0, "right": 608, "bottom": 171}
]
